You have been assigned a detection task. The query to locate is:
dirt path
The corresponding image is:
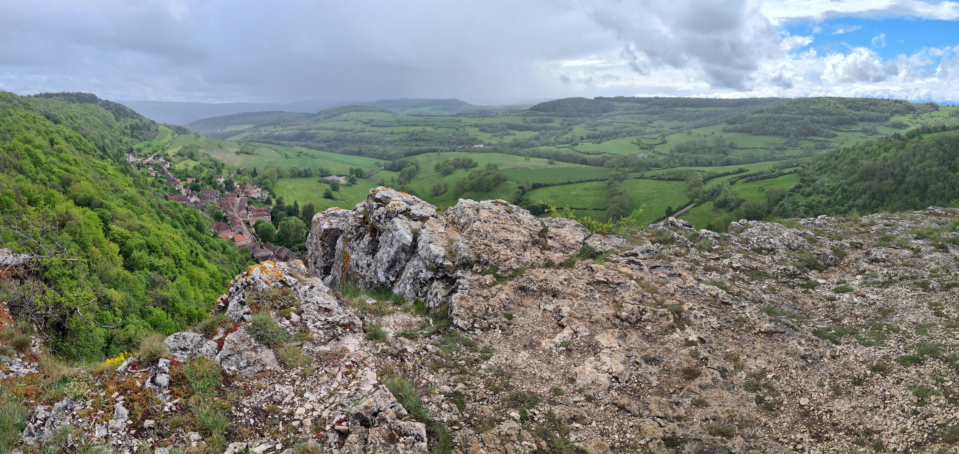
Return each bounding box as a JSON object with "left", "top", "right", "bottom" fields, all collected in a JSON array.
[{"left": 672, "top": 202, "right": 696, "bottom": 218}]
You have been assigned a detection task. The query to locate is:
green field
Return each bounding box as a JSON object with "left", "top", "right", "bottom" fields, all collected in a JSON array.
[
  {"left": 177, "top": 97, "right": 958, "bottom": 230},
  {"left": 134, "top": 124, "right": 174, "bottom": 153},
  {"left": 621, "top": 179, "right": 691, "bottom": 225},
  {"left": 678, "top": 173, "right": 801, "bottom": 228},
  {"left": 275, "top": 178, "right": 380, "bottom": 211}
]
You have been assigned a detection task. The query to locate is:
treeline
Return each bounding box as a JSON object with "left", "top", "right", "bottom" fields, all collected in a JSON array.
[
  {"left": 528, "top": 97, "right": 616, "bottom": 116},
  {"left": 434, "top": 157, "right": 478, "bottom": 175},
  {"left": 606, "top": 171, "right": 630, "bottom": 221},
  {"left": 0, "top": 92, "right": 249, "bottom": 359},
  {"left": 453, "top": 164, "right": 505, "bottom": 196},
  {"left": 724, "top": 98, "right": 939, "bottom": 139}
]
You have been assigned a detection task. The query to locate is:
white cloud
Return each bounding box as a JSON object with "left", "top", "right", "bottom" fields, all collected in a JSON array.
[
  {"left": 0, "top": 0, "right": 958, "bottom": 102},
  {"left": 872, "top": 33, "right": 887, "bottom": 47},
  {"left": 832, "top": 24, "right": 862, "bottom": 34},
  {"left": 762, "top": 0, "right": 959, "bottom": 24}
]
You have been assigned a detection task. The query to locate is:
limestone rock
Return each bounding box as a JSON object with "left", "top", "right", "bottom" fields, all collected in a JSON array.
[
  {"left": 20, "top": 398, "right": 78, "bottom": 445},
  {"left": 215, "top": 326, "right": 279, "bottom": 376},
  {"left": 164, "top": 332, "right": 217, "bottom": 361}
]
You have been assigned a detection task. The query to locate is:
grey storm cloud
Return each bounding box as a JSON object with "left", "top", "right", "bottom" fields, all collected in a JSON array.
[{"left": 0, "top": 0, "right": 925, "bottom": 103}]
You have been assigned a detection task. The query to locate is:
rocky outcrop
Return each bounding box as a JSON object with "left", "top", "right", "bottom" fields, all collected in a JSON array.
[
  {"left": 306, "top": 188, "right": 634, "bottom": 310},
  {"left": 163, "top": 332, "right": 217, "bottom": 361},
  {"left": 7, "top": 189, "right": 959, "bottom": 454}
]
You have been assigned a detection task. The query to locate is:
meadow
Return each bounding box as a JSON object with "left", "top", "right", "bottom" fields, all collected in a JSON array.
[{"left": 171, "top": 97, "right": 958, "bottom": 229}]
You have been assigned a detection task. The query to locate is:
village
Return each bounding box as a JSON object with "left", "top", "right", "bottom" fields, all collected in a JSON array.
[{"left": 130, "top": 152, "right": 297, "bottom": 264}]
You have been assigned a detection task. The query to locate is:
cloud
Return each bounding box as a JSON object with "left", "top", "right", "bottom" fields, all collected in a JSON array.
[
  {"left": 832, "top": 24, "right": 862, "bottom": 34},
  {"left": 762, "top": 0, "right": 959, "bottom": 24},
  {"left": 872, "top": 33, "right": 887, "bottom": 47},
  {"left": 0, "top": 0, "right": 957, "bottom": 103}
]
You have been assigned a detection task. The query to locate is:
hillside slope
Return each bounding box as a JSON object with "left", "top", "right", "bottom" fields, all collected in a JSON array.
[
  {"left": 0, "top": 91, "right": 249, "bottom": 358},
  {"left": 2, "top": 189, "right": 958, "bottom": 453}
]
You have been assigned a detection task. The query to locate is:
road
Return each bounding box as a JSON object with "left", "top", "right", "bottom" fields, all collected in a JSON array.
[{"left": 672, "top": 202, "right": 697, "bottom": 218}]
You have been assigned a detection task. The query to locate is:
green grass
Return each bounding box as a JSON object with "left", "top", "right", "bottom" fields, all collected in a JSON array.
[
  {"left": 133, "top": 124, "right": 173, "bottom": 152},
  {"left": 621, "top": 178, "right": 689, "bottom": 225},
  {"left": 728, "top": 173, "right": 800, "bottom": 200},
  {"left": 573, "top": 136, "right": 644, "bottom": 155},
  {"left": 274, "top": 177, "right": 395, "bottom": 211}
]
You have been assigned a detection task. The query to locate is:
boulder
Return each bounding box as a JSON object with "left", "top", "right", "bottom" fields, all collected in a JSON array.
[
  {"left": 307, "top": 188, "right": 594, "bottom": 309},
  {"left": 164, "top": 332, "right": 217, "bottom": 361},
  {"left": 20, "top": 398, "right": 78, "bottom": 445},
  {"left": 215, "top": 326, "right": 279, "bottom": 377}
]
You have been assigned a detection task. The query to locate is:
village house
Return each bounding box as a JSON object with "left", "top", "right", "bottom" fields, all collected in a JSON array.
[
  {"left": 250, "top": 214, "right": 271, "bottom": 226},
  {"left": 168, "top": 195, "right": 188, "bottom": 203},
  {"left": 262, "top": 243, "right": 296, "bottom": 262},
  {"left": 233, "top": 234, "right": 253, "bottom": 248},
  {"left": 229, "top": 218, "right": 245, "bottom": 235},
  {"left": 252, "top": 247, "right": 273, "bottom": 261},
  {"left": 217, "top": 231, "right": 235, "bottom": 241},
  {"left": 213, "top": 222, "right": 230, "bottom": 233},
  {"left": 214, "top": 175, "right": 224, "bottom": 185}
]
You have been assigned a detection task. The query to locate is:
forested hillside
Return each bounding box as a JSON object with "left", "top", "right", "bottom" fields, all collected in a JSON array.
[
  {"left": 780, "top": 124, "right": 959, "bottom": 217},
  {"left": 156, "top": 95, "right": 957, "bottom": 233},
  {"left": 0, "top": 92, "right": 249, "bottom": 359}
]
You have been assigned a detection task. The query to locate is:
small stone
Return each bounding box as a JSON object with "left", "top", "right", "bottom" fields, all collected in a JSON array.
[{"left": 799, "top": 398, "right": 810, "bottom": 406}]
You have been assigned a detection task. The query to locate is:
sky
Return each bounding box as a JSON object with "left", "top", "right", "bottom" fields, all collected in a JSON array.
[{"left": 2, "top": 0, "right": 959, "bottom": 104}]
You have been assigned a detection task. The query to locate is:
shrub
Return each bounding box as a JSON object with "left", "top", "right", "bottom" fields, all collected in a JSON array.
[
  {"left": 504, "top": 391, "right": 540, "bottom": 410},
  {"left": 681, "top": 367, "right": 702, "bottom": 381},
  {"left": 137, "top": 332, "right": 169, "bottom": 366},
  {"left": 0, "top": 390, "right": 29, "bottom": 452},
  {"left": 196, "top": 314, "right": 231, "bottom": 337},
  {"left": 246, "top": 288, "right": 300, "bottom": 312},
  {"left": 705, "top": 423, "right": 735, "bottom": 438},
  {"left": 833, "top": 285, "right": 854, "bottom": 294},
  {"left": 246, "top": 314, "right": 291, "bottom": 348},
  {"left": 275, "top": 345, "right": 308, "bottom": 369},
  {"left": 364, "top": 323, "right": 388, "bottom": 344},
  {"left": 944, "top": 425, "right": 959, "bottom": 444},
  {"left": 383, "top": 370, "right": 452, "bottom": 454},
  {"left": 812, "top": 325, "right": 858, "bottom": 345},
  {"left": 180, "top": 358, "right": 221, "bottom": 399}
]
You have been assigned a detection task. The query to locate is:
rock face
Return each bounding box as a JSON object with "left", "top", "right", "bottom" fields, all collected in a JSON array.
[
  {"left": 8, "top": 190, "right": 959, "bottom": 454},
  {"left": 163, "top": 332, "right": 217, "bottom": 361},
  {"left": 307, "top": 188, "right": 632, "bottom": 308}
]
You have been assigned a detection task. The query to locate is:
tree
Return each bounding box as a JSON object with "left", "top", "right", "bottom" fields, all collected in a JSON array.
[
  {"left": 301, "top": 202, "right": 316, "bottom": 223},
  {"left": 330, "top": 181, "right": 340, "bottom": 192},
  {"left": 255, "top": 220, "right": 275, "bottom": 243},
  {"left": 277, "top": 217, "right": 307, "bottom": 248},
  {"left": 324, "top": 188, "right": 334, "bottom": 199},
  {"left": 348, "top": 175, "right": 357, "bottom": 185},
  {"left": 224, "top": 178, "right": 235, "bottom": 191},
  {"left": 430, "top": 183, "right": 447, "bottom": 197}
]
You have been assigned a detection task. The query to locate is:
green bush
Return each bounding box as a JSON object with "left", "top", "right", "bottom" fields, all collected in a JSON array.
[
  {"left": 0, "top": 390, "right": 29, "bottom": 452},
  {"left": 503, "top": 391, "right": 540, "bottom": 410},
  {"left": 246, "top": 314, "right": 291, "bottom": 349}
]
